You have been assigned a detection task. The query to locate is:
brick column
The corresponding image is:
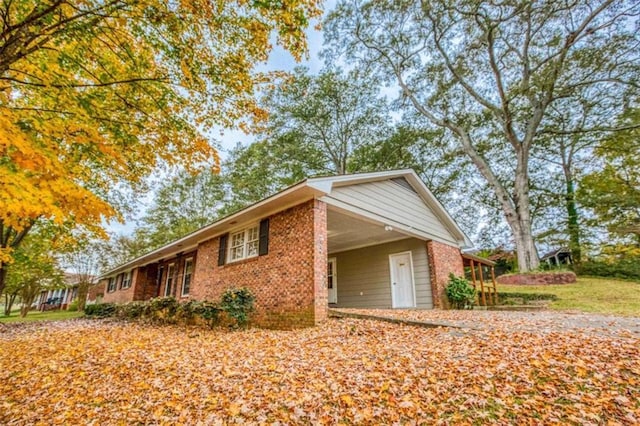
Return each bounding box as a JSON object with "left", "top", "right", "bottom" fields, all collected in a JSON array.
[
  {"left": 426, "top": 240, "right": 464, "bottom": 309},
  {"left": 312, "top": 199, "right": 328, "bottom": 325}
]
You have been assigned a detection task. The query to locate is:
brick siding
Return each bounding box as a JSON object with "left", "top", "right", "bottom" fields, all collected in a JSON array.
[
  {"left": 87, "top": 281, "right": 106, "bottom": 303},
  {"left": 190, "top": 199, "right": 327, "bottom": 328},
  {"left": 102, "top": 272, "right": 136, "bottom": 304},
  {"left": 426, "top": 240, "right": 464, "bottom": 309}
]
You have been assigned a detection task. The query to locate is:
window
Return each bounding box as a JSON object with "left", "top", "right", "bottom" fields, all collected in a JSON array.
[
  {"left": 165, "top": 263, "right": 175, "bottom": 297},
  {"left": 181, "top": 258, "right": 194, "bottom": 296},
  {"left": 121, "top": 270, "right": 132, "bottom": 289},
  {"left": 228, "top": 225, "right": 259, "bottom": 262},
  {"left": 107, "top": 277, "right": 116, "bottom": 293}
]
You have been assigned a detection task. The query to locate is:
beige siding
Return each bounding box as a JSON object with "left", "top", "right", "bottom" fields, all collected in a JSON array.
[
  {"left": 331, "top": 238, "right": 432, "bottom": 309},
  {"left": 323, "top": 179, "right": 458, "bottom": 245}
]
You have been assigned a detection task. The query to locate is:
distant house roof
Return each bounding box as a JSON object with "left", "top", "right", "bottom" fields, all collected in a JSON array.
[
  {"left": 100, "top": 169, "right": 472, "bottom": 278},
  {"left": 63, "top": 273, "right": 96, "bottom": 286},
  {"left": 541, "top": 247, "right": 571, "bottom": 261}
]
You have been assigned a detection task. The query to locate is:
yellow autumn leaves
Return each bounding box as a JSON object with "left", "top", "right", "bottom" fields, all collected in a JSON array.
[{"left": 0, "top": 0, "right": 321, "bottom": 266}]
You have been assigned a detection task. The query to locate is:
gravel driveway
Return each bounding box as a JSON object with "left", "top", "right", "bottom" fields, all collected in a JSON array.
[{"left": 331, "top": 308, "right": 640, "bottom": 339}]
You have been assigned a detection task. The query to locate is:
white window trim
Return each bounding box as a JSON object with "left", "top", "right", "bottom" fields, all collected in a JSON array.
[
  {"left": 165, "top": 263, "right": 175, "bottom": 297},
  {"left": 121, "top": 270, "right": 132, "bottom": 289},
  {"left": 181, "top": 258, "right": 194, "bottom": 297},
  {"left": 107, "top": 277, "right": 116, "bottom": 293},
  {"left": 227, "top": 224, "right": 260, "bottom": 263}
]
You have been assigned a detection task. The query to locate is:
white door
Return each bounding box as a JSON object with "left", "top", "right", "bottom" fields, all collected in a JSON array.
[
  {"left": 389, "top": 252, "right": 415, "bottom": 308},
  {"left": 328, "top": 258, "right": 337, "bottom": 304}
]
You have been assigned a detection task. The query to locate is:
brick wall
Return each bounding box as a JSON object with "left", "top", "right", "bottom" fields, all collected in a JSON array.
[
  {"left": 426, "top": 240, "right": 464, "bottom": 309},
  {"left": 190, "top": 199, "right": 326, "bottom": 328},
  {"left": 102, "top": 271, "right": 137, "bottom": 304},
  {"left": 88, "top": 281, "right": 106, "bottom": 303}
]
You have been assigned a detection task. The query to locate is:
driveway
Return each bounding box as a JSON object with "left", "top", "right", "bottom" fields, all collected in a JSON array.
[{"left": 330, "top": 308, "right": 640, "bottom": 339}]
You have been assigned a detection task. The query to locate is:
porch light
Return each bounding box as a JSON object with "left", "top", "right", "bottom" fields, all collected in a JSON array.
[{"left": 384, "top": 225, "right": 393, "bottom": 232}]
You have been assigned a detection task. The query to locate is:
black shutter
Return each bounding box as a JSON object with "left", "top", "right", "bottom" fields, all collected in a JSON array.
[
  {"left": 259, "top": 218, "right": 269, "bottom": 256},
  {"left": 218, "top": 234, "right": 228, "bottom": 266}
]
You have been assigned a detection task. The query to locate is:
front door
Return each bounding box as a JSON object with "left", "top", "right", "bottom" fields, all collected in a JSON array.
[
  {"left": 389, "top": 252, "right": 415, "bottom": 308},
  {"left": 328, "top": 258, "right": 337, "bottom": 304}
]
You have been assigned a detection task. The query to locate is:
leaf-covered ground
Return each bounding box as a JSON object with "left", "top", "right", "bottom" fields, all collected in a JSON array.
[{"left": 1, "top": 317, "right": 638, "bottom": 425}]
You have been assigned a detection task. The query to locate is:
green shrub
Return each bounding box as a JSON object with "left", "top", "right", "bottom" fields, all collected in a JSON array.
[
  {"left": 496, "top": 292, "right": 558, "bottom": 303},
  {"left": 446, "top": 274, "right": 476, "bottom": 309},
  {"left": 84, "top": 294, "right": 239, "bottom": 328},
  {"left": 220, "top": 287, "right": 255, "bottom": 327},
  {"left": 115, "top": 302, "right": 146, "bottom": 320},
  {"left": 192, "top": 301, "right": 222, "bottom": 328},
  {"left": 67, "top": 300, "right": 79, "bottom": 312},
  {"left": 577, "top": 259, "right": 640, "bottom": 281},
  {"left": 147, "top": 297, "right": 179, "bottom": 322},
  {"left": 84, "top": 303, "right": 116, "bottom": 318}
]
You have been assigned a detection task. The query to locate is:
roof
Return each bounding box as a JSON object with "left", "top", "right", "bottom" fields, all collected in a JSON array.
[
  {"left": 462, "top": 253, "right": 496, "bottom": 267},
  {"left": 541, "top": 247, "right": 571, "bottom": 260},
  {"left": 100, "top": 169, "right": 472, "bottom": 278}
]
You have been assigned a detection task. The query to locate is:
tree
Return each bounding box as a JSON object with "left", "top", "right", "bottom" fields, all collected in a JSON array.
[
  {"left": 579, "top": 108, "right": 640, "bottom": 247},
  {"left": 0, "top": 0, "right": 321, "bottom": 295},
  {"left": 259, "top": 67, "right": 391, "bottom": 175},
  {"left": 223, "top": 67, "right": 392, "bottom": 212},
  {"left": 64, "top": 241, "right": 102, "bottom": 311},
  {"left": 136, "top": 170, "right": 226, "bottom": 250},
  {"left": 325, "top": 0, "right": 640, "bottom": 271},
  {"left": 3, "top": 231, "right": 64, "bottom": 317}
]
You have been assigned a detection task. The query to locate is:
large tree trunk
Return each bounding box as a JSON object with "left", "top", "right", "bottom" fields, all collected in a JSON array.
[{"left": 506, "top": 168, "right": 540, "bottom": 272}]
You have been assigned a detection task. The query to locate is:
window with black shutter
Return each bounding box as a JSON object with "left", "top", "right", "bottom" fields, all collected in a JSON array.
[
  {"left": 218, "top": 233, "right": 228, "bottom": 266},
  {"left": 259, "top": 218, "right": 269, "bottom": 256}
]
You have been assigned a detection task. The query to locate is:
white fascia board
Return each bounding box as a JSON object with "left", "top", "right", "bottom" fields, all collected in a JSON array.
[{"left": 308, "top": 169, "right": 415, "bottom": 189}]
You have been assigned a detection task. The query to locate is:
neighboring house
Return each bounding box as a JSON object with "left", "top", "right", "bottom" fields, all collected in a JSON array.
[
  {"left": 99, "top": 170, "right": 473, "bottom": 328},
  {"left": 36, "top": 273, "right": 83, "bottom": 311},
  {"left": 541, "top": 248, "right": 573, "bottom": 267}
]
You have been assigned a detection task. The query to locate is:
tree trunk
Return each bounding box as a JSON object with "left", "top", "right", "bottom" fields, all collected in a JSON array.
[
  {"left": 20, "top": 294, "right": 37, "bottom": 318},
  {"left": 0, "top": 266, "right": 7, "bottom": 301},
  {"left": 5, "top": 293, "right": 17, "bottom": 316},
  {"left": 564, "top": 171, "right": 582, "bottom": 266},
  {"left": 507, "top": 151, "right": 540, "bottom": 272},
  {"left": 77, "top": 281, "right": 90, "bottom": 311}
]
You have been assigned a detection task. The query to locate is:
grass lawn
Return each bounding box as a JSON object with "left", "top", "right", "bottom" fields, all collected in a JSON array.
[
  {"left": 0, "top": 309, "right": 83, "bottom": 323},
  {"left": 499, "top": 276, "right": 640, "bottom": 316}
]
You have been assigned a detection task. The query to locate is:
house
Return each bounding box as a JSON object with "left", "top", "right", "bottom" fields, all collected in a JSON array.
[
  {"left": 541, "top": 248, "right": 573, "bottom": 267},
  {"left": 99, "top": 170, "right": 473, "bottom": 328},
  {"left": 36, "top": 273, "right": 81, "bottom": 311}
]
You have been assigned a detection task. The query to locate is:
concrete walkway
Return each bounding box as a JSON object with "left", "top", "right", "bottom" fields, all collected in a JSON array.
[{"left": 329, "top": 308, "right": 640, "bottom": 339}]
